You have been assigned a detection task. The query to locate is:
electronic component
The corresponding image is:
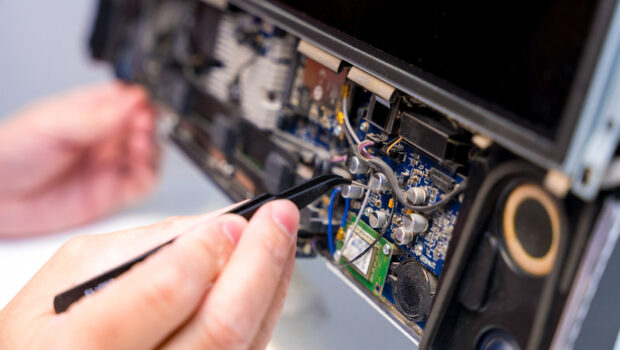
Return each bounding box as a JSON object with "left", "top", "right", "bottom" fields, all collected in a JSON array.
[
  {"left": 342, "top": 184, "right": 364, "bottom": 199},
  {"left": 348, "top": 156, "right": 370, "bottom": 175},
  {"left": 429, "top": 168, "right": 455, "bottom": 193},
  {"left": 300, "top": 58, "right": 346, "bottom": 111},
  {"left": 399, "top": 112, "right": 468, "bottom": 163},
  {"left": 501, "top": 182, "right": 561, "bottom": 276},
  {"left": 206, "top": 14, "right": 295, "bottom": 129},
  {"left": 368, "top": 210, "right": 389, "bottom": 229},
  {"left": 405, "top": 213, "right": 429, "bottom": 234},
  {"left": 369, "top": 173, "right": 390, "bottom": 191},
  {"left": 365, "top": 94, "right": 398, "bottom": 133},
  {"left": 341, "top": 214, "right": 394, "bottom": 296},
  {"left": 393, "top": 213, "right": 428, "bottom": 245},
  {"left": 393, "top": 227, "right": 414, "bottom": 246},
  {"left": 391, "top": 259, "right": 437, "bottom": 322},
  {"left": 406, "top": 187, "right": 427, "bottom": 205}
]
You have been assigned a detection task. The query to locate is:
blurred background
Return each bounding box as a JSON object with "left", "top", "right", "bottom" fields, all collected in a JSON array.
[{"left": 0, "top": 1, "right": 413, "bottom": 348}]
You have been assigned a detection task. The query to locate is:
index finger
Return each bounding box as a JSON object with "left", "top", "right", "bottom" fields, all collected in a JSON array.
[
  {"left": 50, "top": 213, "right": 248, "bottom": 350},
  {"left": 161, "top": 199, "right": 300, "bottom": 349}
]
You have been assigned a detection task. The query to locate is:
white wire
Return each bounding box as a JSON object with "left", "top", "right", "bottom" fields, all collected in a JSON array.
[
  {"left": 342, "top": 96, "right": 362, "bottom": 145},
  {"left": 340, "top": 186, "right": 372, "bottom": 256}
]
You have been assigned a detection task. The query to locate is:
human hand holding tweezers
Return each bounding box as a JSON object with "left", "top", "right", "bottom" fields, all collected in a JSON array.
[{"left": 53, "top": 174, "right": 351, "bottom": 313}]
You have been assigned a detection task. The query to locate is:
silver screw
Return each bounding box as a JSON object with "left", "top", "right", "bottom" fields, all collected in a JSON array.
[
  {"left": 364, "top": 207, "right": 373, "bottom": 217},
  {"left": 382, "top": 244, "right": 392, "bottom": 256},
  {"left": 360, "top": 122, "right": 370, "bottom": 132}
]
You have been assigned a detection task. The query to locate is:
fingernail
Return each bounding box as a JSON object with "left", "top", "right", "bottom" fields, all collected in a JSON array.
[
  {"left": 270, "top": 200, "right": 299, "bottom": 237},
  {"left": 222, "top": 220, "right": 245, "bottom": 244}
]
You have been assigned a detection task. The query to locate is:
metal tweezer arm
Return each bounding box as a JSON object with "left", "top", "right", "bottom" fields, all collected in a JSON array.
[{"left": 53, "top": 174, "right": 350, "bottom": 313}]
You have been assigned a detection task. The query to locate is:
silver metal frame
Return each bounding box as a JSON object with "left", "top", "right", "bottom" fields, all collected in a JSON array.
[{"left": 562, "top": 1, "right": 620, "bottom": 200}]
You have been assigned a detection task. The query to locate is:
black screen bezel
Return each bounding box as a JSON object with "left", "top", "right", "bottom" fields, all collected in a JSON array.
[{"left": 230, "top": 0, "right": 616, "bottom": 166}]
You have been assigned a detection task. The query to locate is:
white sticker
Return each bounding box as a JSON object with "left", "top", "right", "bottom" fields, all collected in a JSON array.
[{"left": 342, "top": 232, "right": 373, "bottom": 277}]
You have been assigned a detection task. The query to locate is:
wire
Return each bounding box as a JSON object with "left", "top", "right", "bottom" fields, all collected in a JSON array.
[
  {"left": 386, "top": 137, "right": 402, "bottom": 156},
  {"left": 341, "top": 197, "right": 351, "bottom": 228},
  {"left": 327, "top": 187, "right": 342, "bottom": 256},
  {"left": 367, "top": 157, "right": 467, "bottom": 213},
  {"left": 331, "top": 155, "right": 348, "bottom": 163},
  {"left": 340, "top": 193, "right": 397, "bottom": 267},
  {"left": 339, "top": 86, "right": 464, "bottom": 213},
  {"left": 358, "top": 140, "right": 375, "bottom": 159},
  {"left": 342, "top": 96, "right": 362, "bottom": 145},
  {"left": 338, "top": 187, "right": 371, "bottom": 261}
]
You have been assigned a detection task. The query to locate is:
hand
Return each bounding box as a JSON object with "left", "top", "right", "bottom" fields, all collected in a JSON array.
[
  {"left": 0, "top": 81, "right": 158, "bottom": 237},
  {"left": 0, "top": 199, "right": 300, "bottom": 349}
]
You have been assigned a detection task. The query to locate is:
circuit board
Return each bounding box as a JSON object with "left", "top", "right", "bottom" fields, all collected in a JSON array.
[
  {"left": 285, "top": 110, "right": 464, "bottom": 277},
  {"left": 270, "top": 36, "right": 465, "bottom": 329},
  {"left": 357, "top": 124, "right": 464, "bottom": 277},
  {"left": 338, "top": 214, "right": 394, "bottom": 296}
]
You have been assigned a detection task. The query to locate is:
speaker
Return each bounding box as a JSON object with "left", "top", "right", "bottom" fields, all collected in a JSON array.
[
  {"left": 500, "top": 183, "right": 561, "bottom": 277},
  {"left": 425, "top": 161, "right": 572, "bottom": 350}
]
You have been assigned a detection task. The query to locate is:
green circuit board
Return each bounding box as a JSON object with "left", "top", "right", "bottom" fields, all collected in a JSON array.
[{"left": 338, "top": 214, "right": 393, "bottom": 296}]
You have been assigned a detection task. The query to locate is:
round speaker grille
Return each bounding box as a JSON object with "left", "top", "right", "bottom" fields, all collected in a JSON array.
[{"left": 502, "top": 183, "right": 560, "bottom": 276}]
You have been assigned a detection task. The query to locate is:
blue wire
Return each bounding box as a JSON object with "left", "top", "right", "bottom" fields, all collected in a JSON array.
[
  {"left": 341, "top": 197, "right": 350, "bottom": 228},
  {"left": 327, "top": 187, "right": 342, "bottom": 256}
]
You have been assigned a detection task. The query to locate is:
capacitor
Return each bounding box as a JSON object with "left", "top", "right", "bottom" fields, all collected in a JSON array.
[
  {"left": 348, "top": 156, "right": 369, "bottom": 175},
  {"left": 369, "top": 210, "right": 389, "bottom": 229},
  {"left": 406, "top": 187, "right": 427, "bottom": 205},
  {"left": 341, "top": 184, "right": 364, "bottom": 199},
  {"left": 393, "top": 226, "right": 415, "bottom": 245},
  {"left": 369, "top": 173, "right": 390, "bottom": 191},
  {"left": 402, "top": 213, "right": 429, "bottom": 234}
]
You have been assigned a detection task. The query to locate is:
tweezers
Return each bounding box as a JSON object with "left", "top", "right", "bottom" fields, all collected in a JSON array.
[{"left": 53, "top": 174, "right": 351, "bottom": 313}]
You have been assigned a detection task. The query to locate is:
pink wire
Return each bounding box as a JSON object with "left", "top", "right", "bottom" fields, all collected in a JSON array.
[
  {"left": 331, "top": 155, "right": 348, "bottom": 163},
  {"left": 358, "top": 140, "right": 375, "bottom": 158}
]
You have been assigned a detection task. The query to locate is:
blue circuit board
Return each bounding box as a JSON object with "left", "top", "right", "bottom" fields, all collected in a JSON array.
[
  {"left": 283, "top": 110, "right": 465, "bottom": 330},
  {"left": 357, "top": 124, "right": 464, "bottom": 277},
  {"left": 356, "top": 124, "right": 464, "bottom": 330},
  {"left": 282, "top": 118, "right": 339, "bottom": 150},
  {"left": 284, "top": 112, "right": 464, "bottom": 277}
]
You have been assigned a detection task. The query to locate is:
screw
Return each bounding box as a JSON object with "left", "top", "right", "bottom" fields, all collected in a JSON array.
[
  {"left": 364, "top": 207, "right": 373, "bottom": 217},
  {"left": 382, "top": 244, "right": 392, "bottom": 256},
  {"left": 360, "top": 122, "right": 370, "bottom": 132}
]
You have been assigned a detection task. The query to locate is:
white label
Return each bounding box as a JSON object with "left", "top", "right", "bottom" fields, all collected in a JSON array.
[{"left": 342, "top": 232, "right": 373, "bottom": 276}]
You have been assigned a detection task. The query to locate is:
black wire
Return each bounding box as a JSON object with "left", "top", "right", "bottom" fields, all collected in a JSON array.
[{"left": 339, "top": 193, "right": 397, "bottom": 268}]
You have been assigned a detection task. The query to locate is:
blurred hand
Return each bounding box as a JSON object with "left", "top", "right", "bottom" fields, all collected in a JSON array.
[
  {"left": 0, "top": 81, "right": 158, "bottom": 237},
  {"left": 0, "top": 199, "right": 300, "bottom": 350}
]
